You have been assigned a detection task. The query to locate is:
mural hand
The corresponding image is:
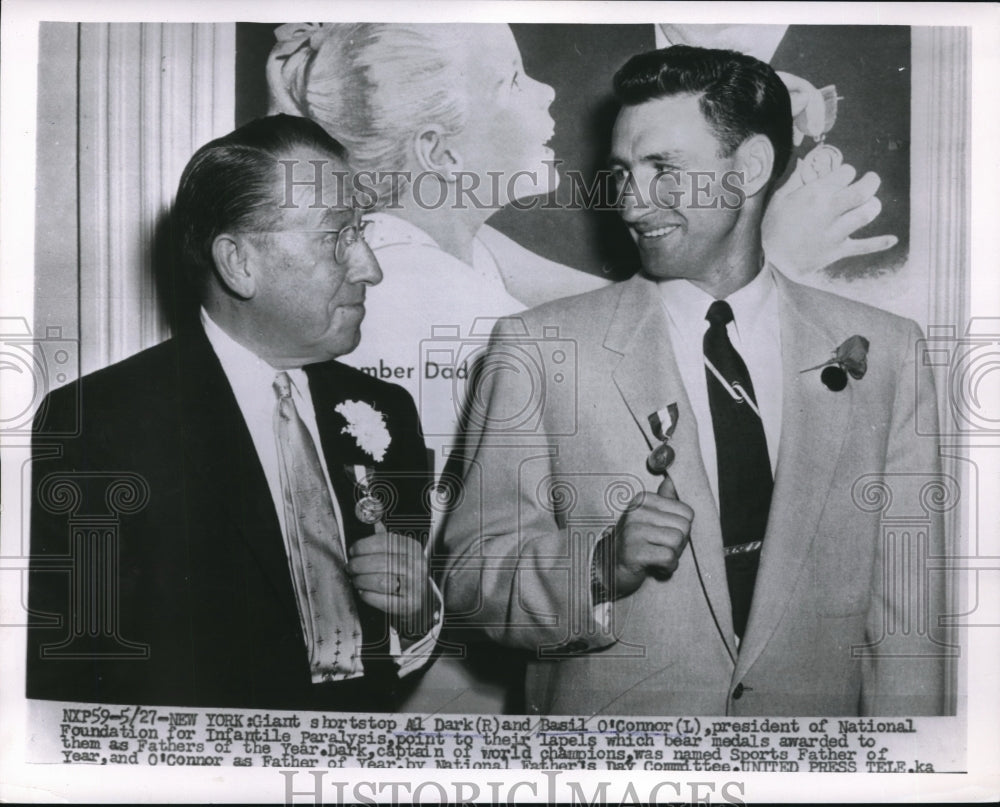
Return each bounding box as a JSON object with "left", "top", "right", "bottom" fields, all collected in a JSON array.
[{"left": 764, "top": 154, "right": 898, "bottom": 275}]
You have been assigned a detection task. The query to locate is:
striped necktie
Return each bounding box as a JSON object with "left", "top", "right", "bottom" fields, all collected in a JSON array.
[{"left": 703, "top": 300, "right": 773, "bottom": 640}]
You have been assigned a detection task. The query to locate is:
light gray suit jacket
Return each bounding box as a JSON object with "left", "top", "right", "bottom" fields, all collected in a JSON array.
[{"left": 442, "top": 271, "right": 950, "bottom": 716}]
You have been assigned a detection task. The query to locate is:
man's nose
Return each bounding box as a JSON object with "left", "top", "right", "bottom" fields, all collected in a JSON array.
[
  {"left": 617, "top": 176, "right": 653, "bottom": 222},
  {"left": 349, "top": 242, "right": 383, "bottom": 286}
]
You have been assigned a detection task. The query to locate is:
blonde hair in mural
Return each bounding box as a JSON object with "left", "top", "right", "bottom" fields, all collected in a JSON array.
[{"left": 267, "top": 22, "right": 471, "bottom": 196}]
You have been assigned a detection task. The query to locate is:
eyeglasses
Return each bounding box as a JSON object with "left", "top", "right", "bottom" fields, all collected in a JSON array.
[
  {"left": 313, "top": 215, "right": 373, "bottom": 263},
  {"left": 242, "top": 208, "right": 373, "bottom": 263}
]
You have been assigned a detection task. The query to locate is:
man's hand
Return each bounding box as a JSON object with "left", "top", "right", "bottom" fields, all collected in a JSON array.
[
  {"left": 348, "top": 526, "right": 435, "bottom": 639},
  {"left": 595, "top": 475, "right": 693, "bottom": 601},
  {"left": 763, "top": 150, "right": 898, "bottom": 275}
]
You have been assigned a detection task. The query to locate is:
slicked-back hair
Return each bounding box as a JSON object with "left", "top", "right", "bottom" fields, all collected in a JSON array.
[
  {"left": 613, "top": 45, "right": 792, "bottom": 183},
  {"left": 172, "top": 113, "right": 347, "bottom": 296}
]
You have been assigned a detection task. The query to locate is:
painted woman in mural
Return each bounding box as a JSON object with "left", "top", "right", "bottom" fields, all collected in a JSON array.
[{"left": 267, "top": 24, "right": 604, "bottom": 474}]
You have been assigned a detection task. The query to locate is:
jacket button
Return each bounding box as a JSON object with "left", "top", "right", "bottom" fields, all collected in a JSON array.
[{"left": 732, "top": 683, "right": 745, "bottom": 700}]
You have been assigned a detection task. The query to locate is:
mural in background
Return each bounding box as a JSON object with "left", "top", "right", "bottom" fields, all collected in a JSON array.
[
  {"left": 237, "top": 22, "right": 910, "bottom": 471},
  {"left": 236, "top": 22, "right": 910, "bottom": 282}
]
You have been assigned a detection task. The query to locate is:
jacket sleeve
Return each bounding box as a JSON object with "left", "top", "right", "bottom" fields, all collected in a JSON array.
[
  {"left": 861, "top": 319, "right": 950, "bottom": 715},
  {"left": 440, "top": 316, "right": 614, "bottom": 655}
]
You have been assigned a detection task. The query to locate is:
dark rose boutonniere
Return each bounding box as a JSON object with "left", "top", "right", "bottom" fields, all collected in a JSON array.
[{"left": 801, "top": 335, "right": 870, "bottom": 391}]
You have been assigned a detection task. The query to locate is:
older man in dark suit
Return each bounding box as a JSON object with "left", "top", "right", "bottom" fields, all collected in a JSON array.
[{"left": 27, "top": 115, "right": 437, "bottom": 711}]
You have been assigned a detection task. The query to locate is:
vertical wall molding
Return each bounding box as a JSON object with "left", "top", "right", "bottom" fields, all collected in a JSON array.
[
  {"left": 911, "top": 26, "right": 970, "bottom": 362},
  {"left": 910, "top": 26, "right": 970, "bottom": 716},
  {"left": 77, "top": 23, "right": 235, "bottom": 374}
]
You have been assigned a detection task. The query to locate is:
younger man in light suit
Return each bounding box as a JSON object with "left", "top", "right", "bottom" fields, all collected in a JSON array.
[
  {"left": 28, "top": 115, "right": 439, "bottom": 711},
  {"left": 442, "top": 46, "right": 949, "bottom": 716}
]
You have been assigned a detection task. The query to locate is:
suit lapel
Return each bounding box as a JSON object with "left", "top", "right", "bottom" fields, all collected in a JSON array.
[
  {"left": 174, "top": 329, "right": 300, "bottom": 621},
  {"left": 607, "top": 276, "right": 736, "bottom": 659},
  {"left": 735, "top": 273, "right": 855, "bottom": 678},
  {"left": 606, "top": 277, "right": 680, "bottom": 451}
]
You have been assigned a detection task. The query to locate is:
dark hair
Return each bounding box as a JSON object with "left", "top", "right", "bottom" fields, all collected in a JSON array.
[
  {"left": 613, "top": 45, "right": 792, "bottom": 182},
  {"left": 172, "top": 114, "right": 347, "bottom": 294}
]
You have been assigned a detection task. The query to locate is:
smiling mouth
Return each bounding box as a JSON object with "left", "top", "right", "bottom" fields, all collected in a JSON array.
[{"left": 635, "top": 224, "right": 680, "bottom": 240}]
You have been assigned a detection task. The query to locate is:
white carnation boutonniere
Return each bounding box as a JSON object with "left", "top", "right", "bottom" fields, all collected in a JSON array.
[{"left": 335, "top": 400, "right": 391, "bottom": 462}]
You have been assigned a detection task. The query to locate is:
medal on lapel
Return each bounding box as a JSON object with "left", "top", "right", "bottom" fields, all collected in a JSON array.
[
  {"left": 647, "top": 403, "right": 679, "bottom": 474},
  {"left": 351, "top": 465, "right": 386, "bottom": 525}
]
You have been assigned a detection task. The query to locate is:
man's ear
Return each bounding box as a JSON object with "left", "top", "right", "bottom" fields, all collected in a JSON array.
[
  {"left": 413, "top": 125, "right": 462, "bottom": 180},
  {"left": 734, "top": 134, "right": 775, "bottom": 199},
  {"left": 211, "top": 233, "right": 257, "bottom": 299}
]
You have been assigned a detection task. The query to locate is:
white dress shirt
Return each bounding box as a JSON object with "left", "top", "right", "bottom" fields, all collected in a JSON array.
[
  {"left": 656, "top": 265, "right": 783, "bottom": 507},
  {"left": 200, "top": 309, "right": 439, "bottom": 677}
]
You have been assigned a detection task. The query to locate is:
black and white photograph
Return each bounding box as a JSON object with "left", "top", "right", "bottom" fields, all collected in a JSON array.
[{"left": 1, "top": 1, "right": 996, "bottom": 803}]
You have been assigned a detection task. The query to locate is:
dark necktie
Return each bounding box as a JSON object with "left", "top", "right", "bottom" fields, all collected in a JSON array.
[{"left": 703, "top": 300, "right": 773, "bottom": 640}]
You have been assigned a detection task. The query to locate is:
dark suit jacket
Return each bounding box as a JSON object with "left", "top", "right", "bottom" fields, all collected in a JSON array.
[{"left": 27, "top": 325, "right": 431, "bottom": 711}]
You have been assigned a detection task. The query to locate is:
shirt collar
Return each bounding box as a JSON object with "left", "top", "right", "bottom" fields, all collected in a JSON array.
[
  {"left": 657, "top": 263, "right": 777, "bottom": 343},
  {"left": 200, "top": 307, "right": 306, "bottom": 401},
  {"left": 725, "top": 263, "right": 777, "bottom": 342}
]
